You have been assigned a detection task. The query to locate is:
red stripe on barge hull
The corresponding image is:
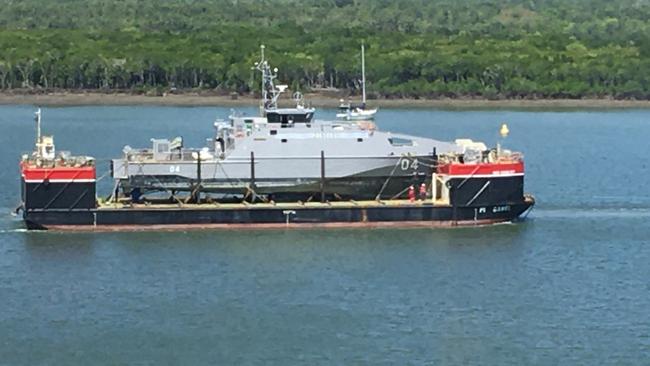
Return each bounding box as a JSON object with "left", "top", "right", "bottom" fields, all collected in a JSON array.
[
  {"left": 437, "top": 162, "right": 524, "bottom": 176},
  {"left": 41, "top": 218, "right": 514, "bottom": 232},
  {"left": 20, "top": 164, "right": 96, "bottom": 182}
]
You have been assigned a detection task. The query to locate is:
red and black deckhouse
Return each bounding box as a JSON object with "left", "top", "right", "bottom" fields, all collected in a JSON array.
[
  {"left": 437, "top": 161, "right": 525, "bottom": 207},
  {"left": 21, "top": 163, "right": 96, "bottom": 210}
]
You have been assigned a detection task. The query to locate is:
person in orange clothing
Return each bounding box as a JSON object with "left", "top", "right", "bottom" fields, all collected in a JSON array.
[{"left": 408, "top": 185, "right": 416, "bottom": 202}]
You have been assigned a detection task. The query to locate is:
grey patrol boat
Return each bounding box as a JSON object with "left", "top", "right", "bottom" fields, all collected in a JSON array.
[{"left": 111, "top": 47, "right": 469, "bottom": 202}]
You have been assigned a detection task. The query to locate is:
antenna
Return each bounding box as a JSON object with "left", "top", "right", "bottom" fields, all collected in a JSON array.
[
  {"left": 254, "top": 44, "right": 282, "bottom": 112},
  {"left": 260, "top": 45, "right": 265, "bottom": 104},
  {"left": 361, "top": 42, "right": 366, "bottom": 105},
  {"left": 257, "top": 45, "right": 267, "bottom": 110},
  {"left": 34, "top": 108, "right": 41, "bottom": 146},
  {"left": 498, "top": 123, "right": 509, "bottom": 157}
]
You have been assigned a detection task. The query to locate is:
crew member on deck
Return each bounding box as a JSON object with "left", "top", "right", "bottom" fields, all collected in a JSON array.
[
  {"left": 408, "top": 185, "right": 416, "bottom": 202},
  {"left": 419, "top": 183, "right": 427, "bottom": 200}
]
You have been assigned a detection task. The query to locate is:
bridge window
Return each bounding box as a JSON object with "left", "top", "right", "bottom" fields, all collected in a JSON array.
[
  {"left": 388, "top": 137, "right": 413, "bottom": 146},
  {"left": 156, "top": 143, "right": 169, "bottom": 153}
]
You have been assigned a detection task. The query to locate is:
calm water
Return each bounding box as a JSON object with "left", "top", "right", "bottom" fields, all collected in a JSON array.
[{"left": 1, "top": 105, "right": 649, "bottom": 364}]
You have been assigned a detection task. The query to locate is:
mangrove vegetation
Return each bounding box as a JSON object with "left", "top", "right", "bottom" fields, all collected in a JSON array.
[{"left": 0, "top": 0, "right": 649, "bottom": 99}]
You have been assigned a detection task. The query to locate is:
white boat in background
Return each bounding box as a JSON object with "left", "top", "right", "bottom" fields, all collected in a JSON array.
[
  {"left": 337, "top": 43, "right": 378, "bottom": 120},
  {"left": 336, "top": 102, "right": 378, "bottom": 120}
]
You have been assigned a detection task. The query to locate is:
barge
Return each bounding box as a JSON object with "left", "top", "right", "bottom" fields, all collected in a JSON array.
[{"left": 18, "top": 109, "right": 534, "bottom": 231}]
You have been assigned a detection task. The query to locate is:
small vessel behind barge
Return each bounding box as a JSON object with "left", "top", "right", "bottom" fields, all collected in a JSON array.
[
  {"left": 337, "top": 43, "right": 378, "bottom": 121},
  {"left": 18, "top": 109, "right": 534, "bottom": 231}
]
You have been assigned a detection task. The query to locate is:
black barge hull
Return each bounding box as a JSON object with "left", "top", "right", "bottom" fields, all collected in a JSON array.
[{"left": 23, "top": 197, "right": 534, "bottom": 231}]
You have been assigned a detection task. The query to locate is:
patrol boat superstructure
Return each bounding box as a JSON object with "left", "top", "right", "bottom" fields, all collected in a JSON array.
[{"left": 112, "top": 115, "right": 464, "bottom": 201}]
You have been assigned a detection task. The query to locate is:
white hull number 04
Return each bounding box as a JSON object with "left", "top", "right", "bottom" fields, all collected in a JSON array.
[{"left": 400, "top": 158, "right": 419, "bottom": 171}]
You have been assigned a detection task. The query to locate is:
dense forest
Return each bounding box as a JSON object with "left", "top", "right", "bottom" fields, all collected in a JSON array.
[{"left": 0, "top": 0, "right": 649, "bottom": 99}]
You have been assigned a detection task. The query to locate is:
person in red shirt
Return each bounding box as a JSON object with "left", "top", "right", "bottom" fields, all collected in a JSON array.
[
  {"left": 408, "top": 185, "right": 416, "bottom": 202},
  {"left": 419, "top": 183, "right": 427, "bottom": 200}
]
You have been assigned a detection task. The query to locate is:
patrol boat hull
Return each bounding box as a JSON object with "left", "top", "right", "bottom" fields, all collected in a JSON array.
[{"left": 115, "top": 153, "right": 441, "bottom": 202}]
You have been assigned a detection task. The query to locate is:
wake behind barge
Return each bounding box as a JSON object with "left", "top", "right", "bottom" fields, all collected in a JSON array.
[{"left": 18, "top": 110, "right": 534, "bottom": 231}]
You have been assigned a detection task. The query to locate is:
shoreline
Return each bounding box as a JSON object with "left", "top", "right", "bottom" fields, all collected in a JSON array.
[{"left": 1, "top": 92, "right": 650, "bottom": 109}]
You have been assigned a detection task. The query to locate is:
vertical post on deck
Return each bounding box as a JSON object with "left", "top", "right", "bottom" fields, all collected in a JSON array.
[
  {"left": 431, "top": 147, "right": 438, "bottom": 177},
  {"left": 250, "top": 151, "right": 256, "bottom": 187},
  {"left": 320, "top": 150, "right": 325, "bottom": 203},
  {"left": 194, "top": 153, "right": 202, "bottom": 203},
  {"left": 250, "top": 151, "right": 256, "bottom": 203},
  {"left": 430, "top": 147, "right": 439, "bottom": 204},
  {"left": 450, "top": 183, "right": 458, "bottom": 226},
  {"left": 432, "top": 147, "right": 437, "bottom": 169}
]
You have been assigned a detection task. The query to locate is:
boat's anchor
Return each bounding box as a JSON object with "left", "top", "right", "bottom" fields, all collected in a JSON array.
[{"left": 13, "top": 204, "right": 23, "bottom": 216}]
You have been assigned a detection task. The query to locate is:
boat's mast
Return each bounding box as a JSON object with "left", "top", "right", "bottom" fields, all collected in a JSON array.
[
  {"left": 254, "top": 44, "right": 281, "bottom": 114},
  {"left": 361, "top": 43, "right": 366, "bottom": 105},
  {"left": 260, "top": 45, "right": 267, "bottom": 108}
]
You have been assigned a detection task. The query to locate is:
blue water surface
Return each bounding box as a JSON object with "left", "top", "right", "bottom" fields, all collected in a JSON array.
[{"left": 0, "top": 105, "right": 649, "bottom": 364}]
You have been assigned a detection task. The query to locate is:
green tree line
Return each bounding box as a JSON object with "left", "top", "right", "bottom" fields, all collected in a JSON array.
[{"left": 0, "top": 0, "right": 649, "bottom": 99}]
